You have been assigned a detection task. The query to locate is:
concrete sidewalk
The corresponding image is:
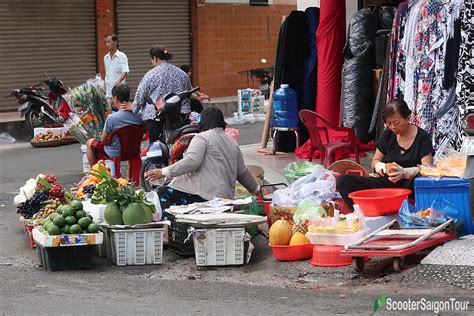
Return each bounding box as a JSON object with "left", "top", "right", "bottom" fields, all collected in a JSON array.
[{"left": 240, "top": 142, "right": 374, "bottom": 184}]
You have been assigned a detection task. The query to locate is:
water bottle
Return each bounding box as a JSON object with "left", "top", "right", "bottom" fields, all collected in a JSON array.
[{"left": 272, "top": 84, "right": 298, "bottom": 128}]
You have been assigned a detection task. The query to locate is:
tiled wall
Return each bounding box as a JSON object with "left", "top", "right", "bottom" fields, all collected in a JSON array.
[{"left": 191, "top": 2, "right": 296, "bottom": 98}]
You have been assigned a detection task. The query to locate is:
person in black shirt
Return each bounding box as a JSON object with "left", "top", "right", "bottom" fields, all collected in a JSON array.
[{"left": 337, "top": 99, "right": 433, "bottom": 210}]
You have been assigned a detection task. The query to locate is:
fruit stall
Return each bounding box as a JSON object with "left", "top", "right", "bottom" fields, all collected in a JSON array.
[{"left": 13, "top": 152, "right": 473, "bottom": 272}]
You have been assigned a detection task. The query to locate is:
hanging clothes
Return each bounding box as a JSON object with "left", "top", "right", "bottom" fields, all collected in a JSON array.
[
  {"left": 401, "top": 0, "right": 464, "bottom": 152},
  {"left": 403, "top": 0, "right": 445, "bottom": 133},
  {"left": 370, "top": 32, "right": 393, "bottom": 141},
  {"left": 315, "top": 0, "right": 345, "bottom": 125},
  {"left": 387, "top": 1, "right": 409, "bottom": 100},
  {"left": 300, "top": 7, "right": 320, "bottom": 144},
  {"left": 455, "top": 0, "right": 474, "bottom": 148},
  {"left": 302, "top": 7, "right": 319, "bottom": 112},
  {"left": 273, "top": 18, "right": 288, "bottom": 90},
  {"left": 277, "top": 11, "right": 309, "bottom": 103},
  {"left": 443, "top": 18, "right": 461, "bottom": 89}
]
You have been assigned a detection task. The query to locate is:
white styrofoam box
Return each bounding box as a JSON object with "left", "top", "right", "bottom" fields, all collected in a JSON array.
[
  {"left": 238, "top": 89, "right": 253, "bottom": 113},
  {"left": 82, "top": 200, "right": 107, "bottom": 222},
  {"left": 306, "top": 229, "right": 367, "bottom": 246},
  {"left": 250, "top": 96, "right": 265, "bottom": 114},
  {"left": 237, "top": 89, "right": 252, "bottom": 102},
  {"left": 109, "top": 228, "right": 165, "bottom": 266},
  {"left": 81, "top": 144, "right": 90, "bottom": 173},
  {"left": 364, "top": 214, "right": 398, "bottom": 234},
  {"left": 32, "top": 228, "right": 103, "bottom": 247},
  {"left": 193, "top": 228, "right": 245, "bottom": 266},
  {"left": 33, "top": 127, "right": 68, "bottom": 137}
]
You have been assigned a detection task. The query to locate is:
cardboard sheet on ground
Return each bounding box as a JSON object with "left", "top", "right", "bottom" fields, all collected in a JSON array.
[{"left": 176, "top": 213, "right": 267, "bottom": 227}]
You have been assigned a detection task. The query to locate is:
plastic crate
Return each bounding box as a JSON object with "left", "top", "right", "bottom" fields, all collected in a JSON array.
[
  {"left": 414, "top": 177, "right": 473, "bottom": 235},
  {"left": 36, "top": 244, "right": 95, "bottom": 271},
  {"left": 107, "top": 227, "right": 165, "bottom": 266},
  {"left": 193, "top": 228, "right": 246, "bottom": 266},
  {"left": 164, "top": 211, "right": 194, "bottom": 256}
]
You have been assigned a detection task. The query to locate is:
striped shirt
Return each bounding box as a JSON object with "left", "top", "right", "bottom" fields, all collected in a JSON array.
[{"left": 132, "top": 62, "right": 192, "bottom": 121}]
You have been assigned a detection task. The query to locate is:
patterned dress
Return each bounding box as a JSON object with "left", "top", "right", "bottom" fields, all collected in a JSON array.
[
  {"left": 402, "top": 0, "right": 464, "bottom": 150},
  {"left": 455, "top": 1, "right": 474, "bottom": 149}
]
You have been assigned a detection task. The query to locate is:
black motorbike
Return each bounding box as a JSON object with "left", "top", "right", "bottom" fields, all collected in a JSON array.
[
  {"left": 139, "top": 87, "right": 203, "bottom": 191},
  {"left": 8, "top": 78, "right": 68, "bottom": 135}
]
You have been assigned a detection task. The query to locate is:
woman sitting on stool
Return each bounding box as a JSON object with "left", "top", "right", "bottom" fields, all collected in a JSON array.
[{"left": 336, "top": 99, "right": 433, "bottom": 211}]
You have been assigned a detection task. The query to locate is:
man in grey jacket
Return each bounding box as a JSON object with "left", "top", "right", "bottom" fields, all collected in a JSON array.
[{"left": 145, "top": 107, "right": 259, "bottom": 210}]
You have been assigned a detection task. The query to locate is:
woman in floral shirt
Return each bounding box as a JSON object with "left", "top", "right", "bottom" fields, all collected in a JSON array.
[{"left": 133, "top": 45, "right": 192, "bottom": 143}]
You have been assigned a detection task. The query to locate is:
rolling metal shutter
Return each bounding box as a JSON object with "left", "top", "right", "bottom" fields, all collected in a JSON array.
[
  {"left": 0, "top": 0, "right": 96, "bottom": 112},
  {"left": 116, "top": 0, "right": 191, "bottom": 96}
]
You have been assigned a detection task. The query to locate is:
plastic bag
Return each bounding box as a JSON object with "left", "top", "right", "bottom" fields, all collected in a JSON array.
[
  {"left": 283, "top": 161, "right": 322, "bottom": 183},
  {"left": 293, "top": 198, "right": 326, "bottom": 224},
  {"left": 145, "top": 191, "right": 163, "bottom": 222},
  {"left": 420, "top": 138, "right": 466, "bottom": 178},
  {"left": 398, "top": 199, "right": 454, "bottom": 228},
  {"left": 307, "top": 205, "right": 366, "bottom": 234},
  {"left": 272, "top": 168, "right": 336, "bottom": 206},
  {"left": 242, "top": 196, "right": 264, "bottom": 237}
]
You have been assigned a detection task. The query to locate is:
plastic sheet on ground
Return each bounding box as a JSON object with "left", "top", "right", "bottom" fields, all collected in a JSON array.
[{"left": 0, "top": 132, "right": 15, "bottom": 144}]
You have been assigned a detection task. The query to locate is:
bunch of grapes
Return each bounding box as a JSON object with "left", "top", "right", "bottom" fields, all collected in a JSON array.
[
  {"left": 49, "top": 183, "right": 65, "bottom": 201},
  {"left": 17, "top": 190, "right": 49, "bottom": 219},
  {"left": 35, "top": 174, "right": 57, "bottom": 190}
]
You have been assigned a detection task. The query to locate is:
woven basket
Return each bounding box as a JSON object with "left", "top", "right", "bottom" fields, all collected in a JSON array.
[{"left": 30, "top": 139, "right": 64, "bottom": 148}]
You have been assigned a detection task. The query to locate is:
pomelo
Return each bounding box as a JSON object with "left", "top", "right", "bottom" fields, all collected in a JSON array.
[
  {"left": 104, "top": 202, "right": 123, "bottom": 225},
  {"left": 122, "top": 203, "right": 148, "bottom": 225}
]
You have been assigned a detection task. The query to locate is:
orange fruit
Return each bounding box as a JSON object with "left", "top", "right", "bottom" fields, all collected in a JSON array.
[
  {"left": 116, "top": 178, "right": 129, "bottom": 186},
  {"left": 387, "top": 162, "right": 397, "bottom": 174},
  {"left": 88, "top": 175, "right": 102, "bottom": 183}
]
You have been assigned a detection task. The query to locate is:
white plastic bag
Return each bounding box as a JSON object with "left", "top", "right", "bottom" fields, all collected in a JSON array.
[
  {"left": 272, "top": 168, "right": 336, "bottom": 206},
  {"left": 145, "top": 191, "right": 163, "bottom": 222}
]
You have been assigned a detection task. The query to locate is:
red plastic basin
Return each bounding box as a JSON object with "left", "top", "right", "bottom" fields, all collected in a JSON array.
[
  {"left": 349, "top": 188, "right": 411, "bottom": 216},
  {"left": 309, "top": 245, "right": 352, "bottom": 267},
  {"left": 269, "top": 243, "right": 314, "bottom": 262},
  {"left": 310, "top": 245, "right": 369, "bottom": 267}
]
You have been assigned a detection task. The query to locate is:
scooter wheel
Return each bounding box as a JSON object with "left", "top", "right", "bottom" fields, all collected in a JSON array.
[{"left": 140, "top": 160, "right": 166, "bottom": 192}]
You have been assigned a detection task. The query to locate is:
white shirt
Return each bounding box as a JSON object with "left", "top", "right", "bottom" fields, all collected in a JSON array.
[{"left": 104, "top": 50, "right": 130, "bottom": 98}]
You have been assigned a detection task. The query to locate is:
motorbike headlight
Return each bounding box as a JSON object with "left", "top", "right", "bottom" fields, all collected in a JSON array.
[{"left": 462, "top": 112, "right": 474, "bottom": 135}]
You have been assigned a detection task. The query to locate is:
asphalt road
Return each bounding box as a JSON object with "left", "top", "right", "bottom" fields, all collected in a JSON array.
[{"left": 1, "top": 122, "right": 473, "bottom": 314}]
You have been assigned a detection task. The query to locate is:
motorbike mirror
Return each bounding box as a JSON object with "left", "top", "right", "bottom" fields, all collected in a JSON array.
[
  {"left": 190, "top": 86, "right": 200, "bottom": 94},
  {"left": 143, "top": 94, "right": 154, "bottom": 105}
]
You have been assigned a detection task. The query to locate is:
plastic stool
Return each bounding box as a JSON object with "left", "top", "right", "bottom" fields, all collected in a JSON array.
[{"left": 272, "top": 127, "right": 299, "bottom": 154}]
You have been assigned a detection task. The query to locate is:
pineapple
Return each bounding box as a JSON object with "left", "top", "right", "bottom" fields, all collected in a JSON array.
[
  {"left": 292, "top": 222, "right": 308, "bottom": 235},
  {"left": 336, "top": 215, "right": 350, "bottom": 234}
]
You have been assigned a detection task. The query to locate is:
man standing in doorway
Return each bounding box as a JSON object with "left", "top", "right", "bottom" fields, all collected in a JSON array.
[{"left": 104, "top": 34, "right": 129, "bottom": 105}]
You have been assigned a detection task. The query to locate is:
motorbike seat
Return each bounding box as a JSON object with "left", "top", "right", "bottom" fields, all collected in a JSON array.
[{"left": 168, "top": 124, "right": 200, "bottom": 144}]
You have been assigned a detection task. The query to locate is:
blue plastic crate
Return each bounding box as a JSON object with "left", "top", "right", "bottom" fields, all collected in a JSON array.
[{"left": 414, "top": 177, "right": 473, "bottom": 235}]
